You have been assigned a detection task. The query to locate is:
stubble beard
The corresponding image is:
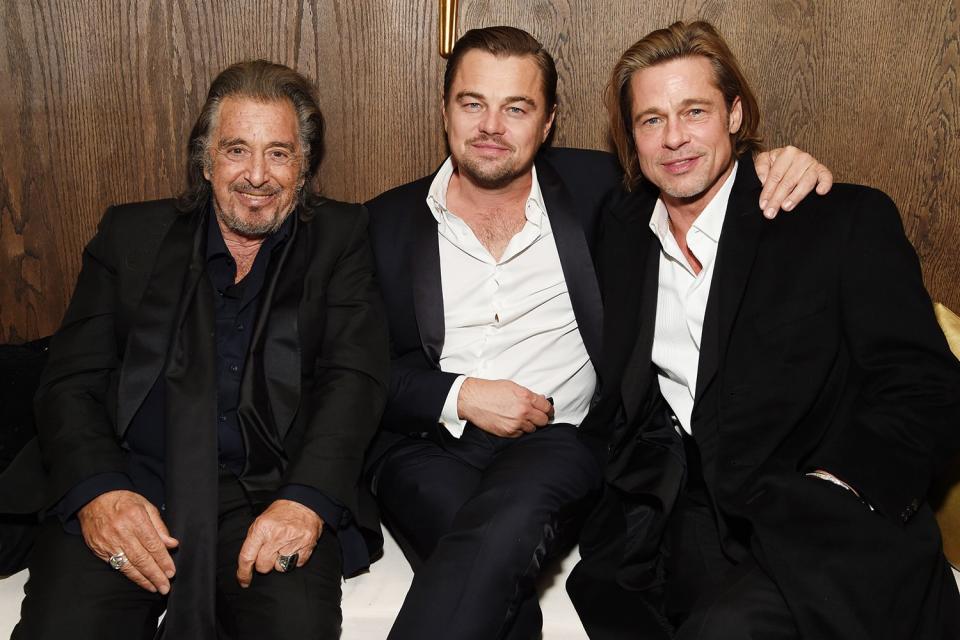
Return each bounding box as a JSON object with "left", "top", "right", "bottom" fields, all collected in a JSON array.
[
  {"left": 215, "top": 184, "right": 296, "bottom": 239},
  {"left": 655, "top": 152, "right": 733, "bottom": 202},
  {"left": 456, "top": 137, "right": 535, "bottom": 190},
  {"left": 217, "top": 206, "right": 289, "bottom": 238},
  {"left": 658, "top": 174, "right": 713, "bottom": 200}
]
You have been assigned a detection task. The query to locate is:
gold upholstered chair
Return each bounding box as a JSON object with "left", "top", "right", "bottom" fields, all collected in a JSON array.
[{"left": 932, "top": 303, "right": 960, "bottom": 569}]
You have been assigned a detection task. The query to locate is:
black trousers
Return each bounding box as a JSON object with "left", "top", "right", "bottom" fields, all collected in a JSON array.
[
  {"left": 13, "top": 472, "right": 342, "bottom": 640},
  {"left": 658, "top": 432, "right": 797, "bottom": 639},
  {"left": 373, "top": 423, "right": 601, "bottom": 640},
  {"left": 661, "top": 433, "right": 960, "bottom": 640}
]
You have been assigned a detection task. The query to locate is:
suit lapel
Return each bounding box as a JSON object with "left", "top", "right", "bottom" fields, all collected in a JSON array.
[
  {"left": 116, "top": 211, "right": 204, "bottom": 437},
  {"left": 244, "top": 213, "right": 302, "bottom": 444},
  {"left": 694, "top": 162, "right": 765, "bottom": 404},
  {"left": 410, "top": 193, "right": 445, "bottom": 367},
  {"left": 537, "top": 158, "right": 605, "bottom": 367},
  {"left": 620, "top": 230, "right": 660, "bottom": 427}
]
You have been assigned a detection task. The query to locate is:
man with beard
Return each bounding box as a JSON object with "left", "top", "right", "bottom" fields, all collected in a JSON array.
[
  {"left": 363, "top": 26, "right": 833, "bottom": 640},
  {"left": 569, "top": 20, "right": 960, "bottom": 639},
  {"left": 7, "top": 60, "right": 388, "bottom": 639}
]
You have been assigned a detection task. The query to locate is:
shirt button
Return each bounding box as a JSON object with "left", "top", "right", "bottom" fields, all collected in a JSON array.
[
  {"left": 229, "top": 363, "right": 240, "bottom": 374},
  {"left": 218, "top": 414, "right": 227, "bottom": 423}
]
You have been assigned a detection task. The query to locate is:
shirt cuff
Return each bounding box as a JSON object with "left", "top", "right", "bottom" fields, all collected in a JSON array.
[
  {"left": 56, "top": 472, "right": 135, "bottom": 534},
  {"left": 439, "top": 375, "right": 468, "bottom": 438}
]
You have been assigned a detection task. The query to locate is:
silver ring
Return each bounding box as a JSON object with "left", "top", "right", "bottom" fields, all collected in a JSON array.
[
  {"left": 109, "top": 551, "right": 128, "bottom": 571},
  {"left": 277, "top": 552, "right": 299, "bottom": 573}
]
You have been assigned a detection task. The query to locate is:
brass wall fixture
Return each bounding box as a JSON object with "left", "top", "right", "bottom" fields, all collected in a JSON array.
[{"left": 439, "top": 0, "right": 458, "bottom": 57}]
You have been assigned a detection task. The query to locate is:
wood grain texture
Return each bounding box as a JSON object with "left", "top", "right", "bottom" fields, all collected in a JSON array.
[{"left": 1, "top": 0, "right": 958, "bottom": 341}]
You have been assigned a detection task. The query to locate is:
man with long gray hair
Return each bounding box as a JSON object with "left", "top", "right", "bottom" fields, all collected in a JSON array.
[{"left": 8, "top": 59, "right": 388, "bottom": 639}]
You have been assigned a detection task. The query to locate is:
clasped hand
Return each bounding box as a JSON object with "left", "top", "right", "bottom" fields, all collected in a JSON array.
[{"left": 457, "top": 377, "right": 555, "bottom": 438}]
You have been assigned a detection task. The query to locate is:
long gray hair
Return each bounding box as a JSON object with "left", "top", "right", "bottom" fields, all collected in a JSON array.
[{"left": 177, "top": 59, "right": 325, "bottom": 214}]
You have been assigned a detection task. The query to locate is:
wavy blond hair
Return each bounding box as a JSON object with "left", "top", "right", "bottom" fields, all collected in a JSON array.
[{"left": 607, "top": 21, "right": 762, "bottom": 190}]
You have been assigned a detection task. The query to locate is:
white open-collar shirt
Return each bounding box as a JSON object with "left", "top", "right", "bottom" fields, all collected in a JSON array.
[
  {"left": 426, "top": 157, "right": 596, "bottom": 437},
  {"left": 650, "top": 162, "right": 738, "bottom": 435}
]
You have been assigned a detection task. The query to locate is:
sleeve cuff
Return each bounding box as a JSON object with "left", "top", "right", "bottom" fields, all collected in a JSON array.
[
  {"left": 275, "top": 484, "right": 370, "bottom": 576},
  {"left": 439, "top": 375, "right": 468, "bottom": 438},
  {"left": 276, "top": 484, "right": 347, "bottom": 531},
  {"left": 56, "top": 472, "right": 134, "bottom": 533}
]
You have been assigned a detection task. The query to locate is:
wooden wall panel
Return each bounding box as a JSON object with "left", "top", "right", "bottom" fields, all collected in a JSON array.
[{"left": 1, "top": 0, "right": 958, "bottom": 342}]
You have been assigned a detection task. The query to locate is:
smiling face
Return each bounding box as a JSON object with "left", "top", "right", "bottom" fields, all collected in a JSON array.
[
  {"left": 204, "top": 96, "right": 304, "bottom": 239},
  {"left": 442, "top": 50, "right": 555, "bottom": 190},
  {"left": 629, "top": 56, "right": 742, "bottom": 208}
]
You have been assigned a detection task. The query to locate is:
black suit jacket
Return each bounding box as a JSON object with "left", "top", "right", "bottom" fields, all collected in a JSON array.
[
  {"left": 571, "top": 161, "right": 960, "bottom": 638},
  {"left": 365, "top": 147, "right": 622, "bottom": 457},
  {"left": 2, "top": 198, "right": 389, "bottom": 524}
]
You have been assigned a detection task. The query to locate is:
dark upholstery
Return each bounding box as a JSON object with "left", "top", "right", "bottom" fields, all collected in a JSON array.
[{"left": 0, "top": 336, "right": 48, "bottom": 575}]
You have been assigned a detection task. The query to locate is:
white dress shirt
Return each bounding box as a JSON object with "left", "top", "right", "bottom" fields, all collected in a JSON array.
[
  {"left": 426, "top": 157, "right": 596, "bottom": 437},
  {"left": 650, "top": 162, "right": 738, "bottom": 434}
]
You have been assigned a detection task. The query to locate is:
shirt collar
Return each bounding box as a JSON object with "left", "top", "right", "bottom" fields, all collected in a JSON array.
[
  {"left": 648, "top": 160, "right": 738, "bottom": 244},
  {"left": 426, "top": 156, "right": 547, "bottom": 230}
]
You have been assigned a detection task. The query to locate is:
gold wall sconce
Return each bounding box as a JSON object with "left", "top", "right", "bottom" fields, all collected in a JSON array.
[{"left": 439, "top": 0, "right": 458, "bottom": 57}]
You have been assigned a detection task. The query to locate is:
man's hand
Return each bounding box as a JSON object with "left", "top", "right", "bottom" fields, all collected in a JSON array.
[
  {"left": 77, "top": 490, "right": 179, "bottom": 594},
  {"left": 236, "top": 499, "right": 323, "bottom": 588},
  {"left": 457, "top": 377, "right": 554, "bottom": 438},
  {"left": 755, "top": 145, "right": 833, "bottom": 218}
]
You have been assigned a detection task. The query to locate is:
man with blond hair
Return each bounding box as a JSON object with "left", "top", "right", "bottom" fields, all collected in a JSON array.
[{"left": 570, "top": 20, "right": 960, "bottom": 639}]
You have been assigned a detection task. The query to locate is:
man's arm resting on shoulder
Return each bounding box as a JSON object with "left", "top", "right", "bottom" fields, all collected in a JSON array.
[{"left": 754, "top": 146, "right": 834, "bottom": 218}]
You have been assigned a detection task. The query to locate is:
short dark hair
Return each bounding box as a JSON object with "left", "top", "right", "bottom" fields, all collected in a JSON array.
[
  {"left": 178, "top": 59, "right": 325, "bottom": 213},
  {"left": 443, "top": 26, "right": 558, "bottom": 111},
  {"left": 607, "top": 21, "right": 763, "bottom": 190}
]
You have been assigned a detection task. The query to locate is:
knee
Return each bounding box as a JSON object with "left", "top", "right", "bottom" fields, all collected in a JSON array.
[{"left": 472, "top": 490, "right": 560, "bottom": 563}]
